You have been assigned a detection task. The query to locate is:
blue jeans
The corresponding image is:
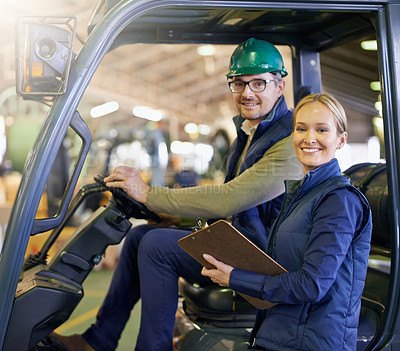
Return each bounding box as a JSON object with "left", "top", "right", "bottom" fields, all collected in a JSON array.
[{"left": 82, "top": 224, "right": 210, "bottom": 351}]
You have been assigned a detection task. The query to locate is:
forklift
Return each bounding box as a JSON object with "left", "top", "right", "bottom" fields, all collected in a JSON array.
[{"left": 1, "top": 1, "right": 400, "bottom": 350}]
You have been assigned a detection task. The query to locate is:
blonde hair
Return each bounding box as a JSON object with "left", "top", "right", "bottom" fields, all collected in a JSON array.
[{"left": 293, "top": 93, "right": 347, "bottom": 135}]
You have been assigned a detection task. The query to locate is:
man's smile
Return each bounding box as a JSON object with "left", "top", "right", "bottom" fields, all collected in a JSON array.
[{"left": 241, "top": 101, "right": 259, "bottom": 106}]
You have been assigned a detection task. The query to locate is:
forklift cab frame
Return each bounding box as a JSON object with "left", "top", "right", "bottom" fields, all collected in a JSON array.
[{"left": 1, "top": 1, "right": 400, "bottom": 350}]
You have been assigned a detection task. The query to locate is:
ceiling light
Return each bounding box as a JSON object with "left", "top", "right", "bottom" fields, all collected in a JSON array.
[
  {"left": 374, "top": 101, "right": 382, "bottom": 117},
  {"left": 194, "top": 143, "right": 214, "bottom": 158},
  {"left": 197, "top": 45, "right": 216, "bottom": 56},
  {"left": 370, "top": 81, "right": 381, "bottom": 91},
  {"left": 171, "top": 141, "right": 194, "bottom": 155},
  {"left": 367, "top": 136, "right": 381, "bottom": 163},
  {"left": 133, "top": 106, "right": 163, "bottom": 122},
  {"left": 223, "top": 18, "right": 243, "bottom": 25},
  {"left": 361, "top": 40, "right": 377, "bottom": 51},
  {"left": 184, "top": 123, "right": 199, "bottom": 134},
  {"left": 90, "top": 101, "right": 119, "bottom": 118},
  {"left": 373, "top": 116, "right": 383, "bottom": 130},
  {"left": 198, "top": 124, "right": 211, "bottom": 135}
]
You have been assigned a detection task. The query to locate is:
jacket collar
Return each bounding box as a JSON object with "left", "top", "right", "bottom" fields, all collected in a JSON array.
[{"left": 285, "top": 158, "right": 342, "bottom": 196}]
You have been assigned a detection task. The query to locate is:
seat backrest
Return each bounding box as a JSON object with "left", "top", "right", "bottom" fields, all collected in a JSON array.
[{"left": 344, "top": 163, "right": 390, "bottom": 250}]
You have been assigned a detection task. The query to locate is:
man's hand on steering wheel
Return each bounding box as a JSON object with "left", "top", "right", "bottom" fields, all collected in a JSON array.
[
  {"left": 94, "top": 173, "right": 160, "bottom": 223},
  {"left": 104, "top": 166, "right": 150, "bottom": 204}
]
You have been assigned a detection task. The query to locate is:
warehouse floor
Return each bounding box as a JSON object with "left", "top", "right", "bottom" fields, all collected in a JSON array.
[{"left": 55, "top": 269, "right": 141, "bottom": 350}]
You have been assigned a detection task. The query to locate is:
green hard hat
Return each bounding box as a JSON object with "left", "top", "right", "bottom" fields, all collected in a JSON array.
[{"left": 226, "top": 38, "right": 288, "bottom": 78}]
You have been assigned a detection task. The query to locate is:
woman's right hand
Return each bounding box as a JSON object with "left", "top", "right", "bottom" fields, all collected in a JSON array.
[
  {"left": 201, "top": 254, "right": 233, "bottom": 287},
  {"left": 104, "top": 166, "right": 150, "bottom": 204}
]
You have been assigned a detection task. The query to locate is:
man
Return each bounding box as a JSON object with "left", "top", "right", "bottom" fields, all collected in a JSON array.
[{"left": 52, "top": 38, "right": 302, "bottom": 351}]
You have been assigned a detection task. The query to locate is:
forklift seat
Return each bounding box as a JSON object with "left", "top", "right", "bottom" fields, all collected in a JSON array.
[{"left": 345, "top": 162, "right": 389, "bottom": 349}]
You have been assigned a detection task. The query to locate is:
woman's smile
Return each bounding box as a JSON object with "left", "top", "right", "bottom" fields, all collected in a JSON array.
[{"left": 302, "top": 147, "right": 320, "bottom": 153}]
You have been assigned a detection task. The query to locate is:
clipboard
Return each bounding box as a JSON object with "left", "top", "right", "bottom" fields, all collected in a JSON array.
[{"left": 178, "top": 220, "right": 286, "bottom": 310}]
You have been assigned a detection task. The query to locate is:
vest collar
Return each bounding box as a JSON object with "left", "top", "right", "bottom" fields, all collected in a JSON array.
[{"left": 286, "top": 158, "right": 342, "bottom": 196}]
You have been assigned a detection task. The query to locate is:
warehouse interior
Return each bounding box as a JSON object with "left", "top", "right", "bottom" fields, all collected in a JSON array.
[{"left": 0, "top": 1, "right": 385, "bottom": 350}]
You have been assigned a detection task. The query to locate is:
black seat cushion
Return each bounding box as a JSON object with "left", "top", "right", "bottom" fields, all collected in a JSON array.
[{"left": 179, "top": 278, "right": 256, "bottom": 327}]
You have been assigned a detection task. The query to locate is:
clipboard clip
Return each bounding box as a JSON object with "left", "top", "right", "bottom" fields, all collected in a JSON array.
[{"left": 192, "top": 217, "right": 208, "bottom": 232}]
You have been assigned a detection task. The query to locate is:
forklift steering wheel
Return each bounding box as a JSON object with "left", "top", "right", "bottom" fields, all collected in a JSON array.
[{"left": 94, "top": 175, "right": 161, "bottom": 223}]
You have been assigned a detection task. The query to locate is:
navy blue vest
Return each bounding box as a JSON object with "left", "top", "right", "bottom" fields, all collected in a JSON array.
[
  {"left": 250, "top": 159, "right": 372, "bottom": 351},
  {"left": 224, "top": 96, "right": 293, "bottom": 250}
]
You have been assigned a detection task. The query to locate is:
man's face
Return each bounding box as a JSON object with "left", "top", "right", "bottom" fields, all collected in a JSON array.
[{"left": 230, "top": 72, "right": 285, "bottom": 126}]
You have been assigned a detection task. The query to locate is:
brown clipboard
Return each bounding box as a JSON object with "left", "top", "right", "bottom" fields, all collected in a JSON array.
[{"left": 178, "top": 220, "right": 286, "bottom": 310}]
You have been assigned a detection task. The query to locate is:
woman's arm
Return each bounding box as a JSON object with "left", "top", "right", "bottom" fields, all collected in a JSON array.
[{"left": 229, "top": 190, "right": 364, "bottom": 304}]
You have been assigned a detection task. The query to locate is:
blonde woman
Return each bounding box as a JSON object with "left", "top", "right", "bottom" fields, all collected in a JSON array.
[{"left": 203, "top": 94, "right": 373, "bottom": 351}]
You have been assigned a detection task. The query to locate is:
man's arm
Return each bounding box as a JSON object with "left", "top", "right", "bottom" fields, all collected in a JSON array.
[{"left": 147, "top": 136, "right": 302, "bottom": 218}]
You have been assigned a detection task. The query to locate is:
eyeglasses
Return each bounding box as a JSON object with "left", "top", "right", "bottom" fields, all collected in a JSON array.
[{"left": 228, "top": 78, "right": 281, "bottom": 93}]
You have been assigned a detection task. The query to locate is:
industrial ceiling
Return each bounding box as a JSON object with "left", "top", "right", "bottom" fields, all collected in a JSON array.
[{"left": 2, "top": 0, "right": 379, "bottom": 144}]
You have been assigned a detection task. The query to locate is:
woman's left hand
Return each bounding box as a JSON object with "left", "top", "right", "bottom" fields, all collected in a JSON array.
[{"left": 201, "top": 254, "right": 234, "bottom": 287}]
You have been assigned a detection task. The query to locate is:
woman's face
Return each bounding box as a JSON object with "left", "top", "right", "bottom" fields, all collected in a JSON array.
[{"left": 292, "top": 101, "right": 347, "bottom": 175}]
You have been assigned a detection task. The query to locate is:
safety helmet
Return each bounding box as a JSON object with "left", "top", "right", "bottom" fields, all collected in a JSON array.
[{"left": 226, "top": 38, "right": 288, "bottom": 78}]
